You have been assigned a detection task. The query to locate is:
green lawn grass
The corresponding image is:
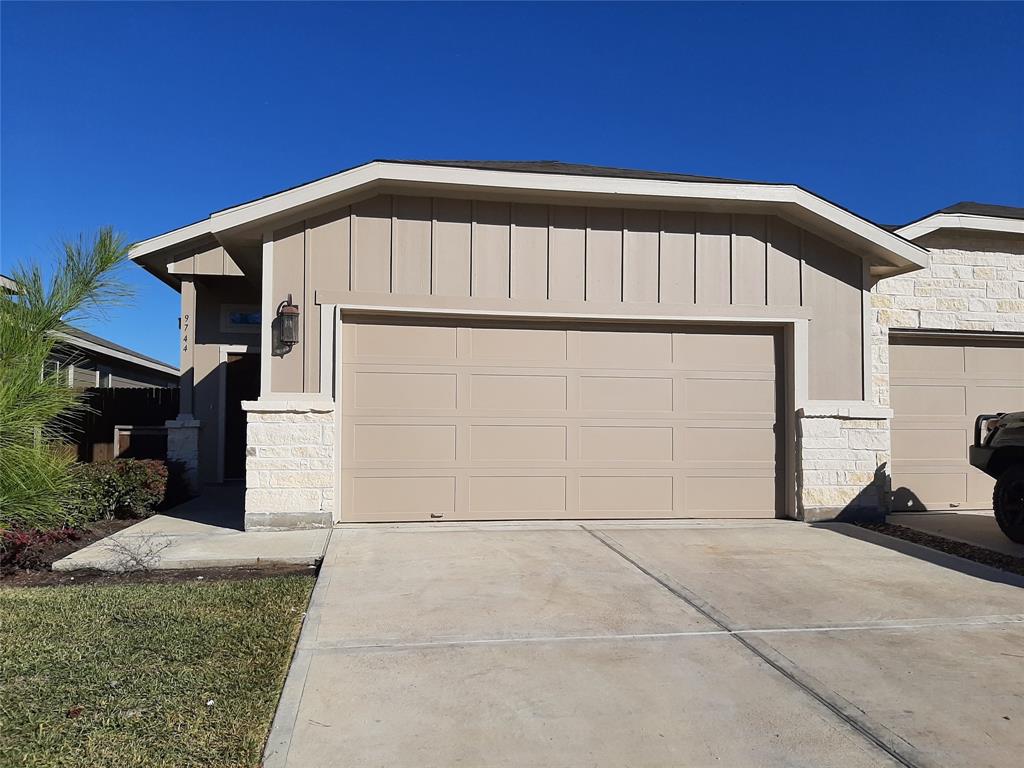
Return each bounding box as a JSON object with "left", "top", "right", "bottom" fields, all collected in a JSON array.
[{"left": 0, "top": 575, "right": 314, "bottom": 768}]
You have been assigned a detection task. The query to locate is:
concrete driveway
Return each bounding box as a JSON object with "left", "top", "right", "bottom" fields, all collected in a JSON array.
[{"left": 266, "top": 520, "right": 1024, "bottom": 768}]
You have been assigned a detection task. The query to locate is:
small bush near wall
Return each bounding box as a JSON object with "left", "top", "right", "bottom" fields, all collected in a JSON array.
[{"left": 71, "top": 459, "right": 181, "bottom": 522}]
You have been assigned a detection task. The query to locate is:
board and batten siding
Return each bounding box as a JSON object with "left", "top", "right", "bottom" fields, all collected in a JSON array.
[{"left": 271, "top": 195, "right": 865, "bottom": 401}]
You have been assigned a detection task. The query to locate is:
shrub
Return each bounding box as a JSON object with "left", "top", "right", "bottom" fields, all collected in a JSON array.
[
  {"left": 71, "top": 459, "right": 171, "bottom": 522},
  {"left": 0, "top": 527, "right": 79, "bottom": 572}
]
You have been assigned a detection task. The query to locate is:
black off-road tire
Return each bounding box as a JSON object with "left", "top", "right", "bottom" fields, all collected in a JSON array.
[{"left": 993, "top": 463, "right": 1024, "bottom": 544}]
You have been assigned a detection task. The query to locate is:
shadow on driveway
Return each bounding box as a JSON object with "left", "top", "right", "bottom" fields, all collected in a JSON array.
[{"left": 813, "top": 521, "right": 1024, "bottom": 589}]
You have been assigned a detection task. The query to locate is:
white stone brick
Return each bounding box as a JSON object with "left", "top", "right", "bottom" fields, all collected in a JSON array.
[
  {"left": 987, "top": 282, "right": 1018, "bottom": 298},
  {"left": 246, "top": 488, "right": 323, "bottom": 513},
  {"left": 846, "top": 430, "right": 888, "bottom": 450},
  {"left": 271, "top": 470, "right": 332, "bottom": 489},
  {"left": 248, "top": 423, "right": 322, "bottom": 446},
  {"left": 798, "top": 419, "right": 842, "bottom": 437},
  {"left": 919, "top": 311, "right": 957, "bottom": 329}
]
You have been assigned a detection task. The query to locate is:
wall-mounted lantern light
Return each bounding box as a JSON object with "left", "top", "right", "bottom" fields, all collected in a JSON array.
[{"left": 276, "top": 294, "right": 300, "bottom": 348}]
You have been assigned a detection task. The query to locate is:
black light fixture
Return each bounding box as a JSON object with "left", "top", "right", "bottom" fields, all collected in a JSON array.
[{"left": 276, "top": 294, "right": 300, "bottom": 347}]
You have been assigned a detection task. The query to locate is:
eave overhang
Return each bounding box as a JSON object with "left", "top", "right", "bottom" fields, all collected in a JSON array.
[
  {"left": 896, "top": 212, "right": 1024, "bottom": 241},
  {"left": 131, "top": 161, "right": 930, "bottom": 286}
]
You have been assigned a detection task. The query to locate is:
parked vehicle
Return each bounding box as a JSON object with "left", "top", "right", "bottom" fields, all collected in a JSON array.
[{"left": 970, "top": 412, "right": 1024, "bottom": 543}]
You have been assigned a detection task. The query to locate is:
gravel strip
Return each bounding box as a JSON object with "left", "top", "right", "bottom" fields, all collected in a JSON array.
[{"left": 857, "top": 522, "right": 1024, "bottom": 577}]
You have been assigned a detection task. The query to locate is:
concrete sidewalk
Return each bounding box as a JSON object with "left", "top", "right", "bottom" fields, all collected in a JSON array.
[
  {"left": 266, "top": 519, "right": 1024, "bottom": 768},
  {"left": 53, "top": 484, "right": 330, "bottom": 571}
]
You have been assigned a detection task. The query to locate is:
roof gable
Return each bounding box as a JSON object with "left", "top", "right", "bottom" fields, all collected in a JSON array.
[{"left": 131, "top": 160, "right": 929, "bottom": 284}]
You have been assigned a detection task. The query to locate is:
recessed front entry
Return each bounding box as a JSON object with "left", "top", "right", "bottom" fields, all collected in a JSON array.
[
  {"left": 340, "top": 317, "right": 782, "bottom": 521},
  {"left": 223, "top": 352, "right": 260, "bottom": 479}
]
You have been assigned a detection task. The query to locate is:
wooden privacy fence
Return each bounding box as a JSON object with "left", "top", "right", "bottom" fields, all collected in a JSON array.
[{"left": 65, "top": 387, "right": 179, "bottom": 462}]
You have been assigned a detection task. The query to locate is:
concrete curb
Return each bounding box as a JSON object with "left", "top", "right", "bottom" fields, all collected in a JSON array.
[
  {"left": 817, "top": 522, "right": 1024, "bottom": 589},
  {"left": 262, "top": 526, "right": 336, "bottom": 768}
]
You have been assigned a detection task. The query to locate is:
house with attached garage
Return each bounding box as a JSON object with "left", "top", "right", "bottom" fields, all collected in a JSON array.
[{"left": 128, "top": 161, "right": 1024, "bottom": 530}]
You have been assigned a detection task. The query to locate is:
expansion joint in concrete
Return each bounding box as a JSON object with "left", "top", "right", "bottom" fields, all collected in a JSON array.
[{"left": 580, "top": 525, "right": 928, "bottom": 768}]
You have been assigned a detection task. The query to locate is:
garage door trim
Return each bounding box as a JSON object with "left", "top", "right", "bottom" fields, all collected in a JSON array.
[{"left": 332, "top": 309, "right": 795, "bottom": 523}]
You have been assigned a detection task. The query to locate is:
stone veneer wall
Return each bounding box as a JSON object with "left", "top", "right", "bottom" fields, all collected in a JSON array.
[
  {"left": 871, "top": 230, "right": 1024, "bottom": 407},
  {"left": 796, "top": 414, "right": 890, "bottom": 522},
  {"left": 243, "top": 401, "right": 335, "bottom": 530},
  {"left": 165, "top": 417, "right": 200, "bottom": 494}
]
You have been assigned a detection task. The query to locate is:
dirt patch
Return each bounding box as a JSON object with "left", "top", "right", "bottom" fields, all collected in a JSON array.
[
  {"left": 0, "top": 562, "right": 318, "bottom": 588},
  {"left": 858, "top": 522, "right": 1024, "bottom": 577}
]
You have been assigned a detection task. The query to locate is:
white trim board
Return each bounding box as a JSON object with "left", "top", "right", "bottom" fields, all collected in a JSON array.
[
  {"left": 897, "top": 213, "right": 1024, "bottom": 241},
  {"left": 130, "top": 161, "right": 928, "bottom": 272}
]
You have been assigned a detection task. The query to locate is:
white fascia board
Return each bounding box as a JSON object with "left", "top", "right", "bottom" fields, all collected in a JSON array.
[
  {"left": 53, "top": 332, "right": 179, "bottom": 376},
  {"left": 129, "top": 219, "right": 213, "bottom": 260},
  {"left": 131, "top": 161, "right": 929, "bottom": 270},
  {"left": 208, "top": 162, "right": 927, "bottom": 269},
  {"left": 897, "top": 213, "right": 1024, "bottom": 241}
]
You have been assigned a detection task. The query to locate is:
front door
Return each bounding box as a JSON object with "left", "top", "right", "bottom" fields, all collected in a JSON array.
[{"left": 224, "top": 353, "right": 260, "bottom": 479}]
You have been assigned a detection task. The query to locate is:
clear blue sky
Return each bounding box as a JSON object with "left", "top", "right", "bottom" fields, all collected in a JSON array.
[{"left": 3, "top": 1, "right": 1022, "bottom": 365}]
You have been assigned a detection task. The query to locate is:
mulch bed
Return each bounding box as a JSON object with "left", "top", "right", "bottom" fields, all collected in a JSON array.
[
  {"left": 0, "top": 562, "right": 319, "bottom": 588},
  {"left": 857, "top": 521, "right": 1024, "bottom": 578},
  {"left": 1, "top": 519, "right": 136, "bottom": 575},
  {"left": 1, "top": 519, "right": 319, "bottom": 588}
]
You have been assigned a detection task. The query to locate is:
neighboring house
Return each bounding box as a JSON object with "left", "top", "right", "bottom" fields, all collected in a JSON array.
[
  {"left": 128, "top": 160, "right": 1024, "bottom": 530},
  {"left": 2, "top": 273, "right": 178, "bottom": 389},
  {"left": 48, "top": 327, "right": 179, "bottom": 389}
]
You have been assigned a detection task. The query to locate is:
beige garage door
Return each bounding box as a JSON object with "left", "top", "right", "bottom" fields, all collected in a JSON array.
[
  {"left": 890, "top": 334, "right": 1024, "bottom": 511},
  {"left": 339, "top": 318, "right": 781, "bottom": 522}
]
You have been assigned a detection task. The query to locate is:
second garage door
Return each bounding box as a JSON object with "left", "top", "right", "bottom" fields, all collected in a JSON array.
[
  {"left": 340, "top": 318, "right": 781, "bottom": 522},
  {"left": 890, "top": 334, "right": 1024, "bottom": 511}
]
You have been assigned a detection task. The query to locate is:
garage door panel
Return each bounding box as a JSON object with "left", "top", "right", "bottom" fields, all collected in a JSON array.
[
  {"left": 686, "top": 476, "right": 776, "bottom": 515},
  {"left": 892, "top": 428, "right": 968, "bottom": 461},
  {"left": 470, "top": 425, "right": 567, "bottom": 462},
  {"left": 684, "top": 378, "right": 775, "bottom": 415},
  {"left": 579, "top": 376, "right": 674, "bottom": 413},
  {"left": 965, "top": 345, "right": 1024, "bottom": 376},
  {"left": 468, "top": 327, "right": 568, "bottom": 363},
  {"left": 968, "top": 385, "right": 1024, "bottom": 414},
  {"left": 351, "top": 323, "right": 457, "bottom": 361},
  {"left": 343, "top": 319, "right": 780, "bottom": 521},
  {"left": 675, "top": 333, "right": 775, "bottom": 371},
  {"left": 890, "top": 343, "right": 964, "bottom": 376},
  {"left": 683, "top": 427, "right": 776, "bottom": 461},
  {"left": 890, "top": 336, "right": 1024, "bottom": 511},
  {"left": 470, "top": 476, "right": 567, "bottom": 514},
  {"left": 579, "top": 426, "right": 673, "bottom": 462},
  {"left": 891, "top": 385, "right": 966, "bottom": 416},
  {"left": 351, "top": 424, "right": 457, "bottom": 463},
  {"left": 578, "top": 331, "right": 673, "bottom": 368},
  {"left": 579, "top": 476, "right": 674, "bottom": 513},
  {"left": 353, "top": 372, "right": 458, "bottom": 411},
  {"left": 967, "top": 472, "right": 996, "bottom": 508},
  {"left": 351, "top": 476, "right": 456, "bottom": 519},
  {"left": 469, "top": 374, "right": 568, "bottom": 411},
  {"left": 891, "top": 473, "right": 967, "bottom": 510}
]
